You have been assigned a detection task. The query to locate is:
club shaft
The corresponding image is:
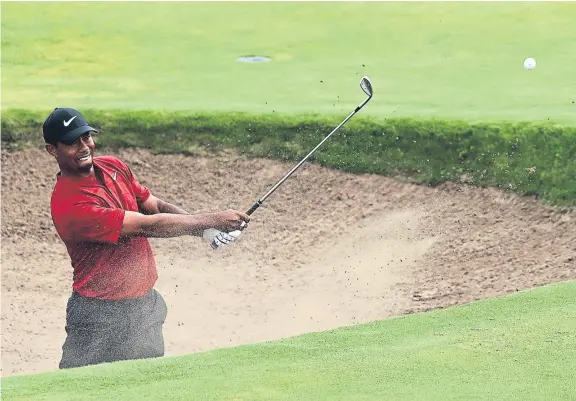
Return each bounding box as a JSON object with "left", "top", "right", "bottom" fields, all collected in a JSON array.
[{"left": 246, "top": 95, "right": 372, "bottom": 215}]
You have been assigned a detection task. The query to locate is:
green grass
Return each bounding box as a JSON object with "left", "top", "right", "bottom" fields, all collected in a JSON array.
[
  {"left": 2, "top": 4, "right": 576, "bottom": 399},
  {"left": 4, "top": 109, "right": 576, "bottom": 207},
  {"left": 2, "top": 2, "right": 576, "bottom": 124},
  {"left": 3, "top": 281, "right": 575, "bottom": 401}
]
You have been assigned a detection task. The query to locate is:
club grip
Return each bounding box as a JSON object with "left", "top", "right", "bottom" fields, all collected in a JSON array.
[{"left": 246, "top": 200, "right": 262, "bottom": 215}]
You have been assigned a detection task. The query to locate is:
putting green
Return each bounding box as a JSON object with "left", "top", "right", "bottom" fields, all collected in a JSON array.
[{"left": 2, "top": 2, "right": 576, "bottom": 124}]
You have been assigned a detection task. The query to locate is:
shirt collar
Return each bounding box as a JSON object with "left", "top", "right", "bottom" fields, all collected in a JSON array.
[{"left": 56, "top": 159, "right": 105, "bottom": 187}]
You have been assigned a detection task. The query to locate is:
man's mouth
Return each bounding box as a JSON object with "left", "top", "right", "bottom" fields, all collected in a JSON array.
[{"left": 77, "top": 154, "right": 91, "bottom": 162}]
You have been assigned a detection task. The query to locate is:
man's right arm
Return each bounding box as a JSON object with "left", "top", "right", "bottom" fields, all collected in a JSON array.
[{"left": 121, "top": 209, "right": 250, "bottom": 239}]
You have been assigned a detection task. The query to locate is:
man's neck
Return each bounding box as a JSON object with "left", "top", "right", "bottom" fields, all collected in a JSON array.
[{"left": 59, "top": 165, "right": 96, "bottom": 178}]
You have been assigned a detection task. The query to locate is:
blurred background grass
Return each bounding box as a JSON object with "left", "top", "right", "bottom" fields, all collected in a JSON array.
[{"left": 2, "top": 2, "right": 576, "bottom": 124}]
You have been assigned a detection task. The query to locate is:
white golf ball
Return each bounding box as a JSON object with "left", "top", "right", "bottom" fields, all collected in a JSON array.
[{"left": 523, "top": 57, "right": 536, "bottom": 70}]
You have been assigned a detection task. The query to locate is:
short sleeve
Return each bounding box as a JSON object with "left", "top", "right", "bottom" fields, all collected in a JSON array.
[
  {"left": 131, "top": 175, "right": 151, "bottom": 204},
  {"left": 64, "top": 202, "right": 125, "bottom": 244},
  {"left": 117, "top": 159, "right": 151, "bottom": 204}
]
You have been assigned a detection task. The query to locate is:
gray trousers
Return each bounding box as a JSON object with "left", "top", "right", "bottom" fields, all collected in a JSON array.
[{"left": 59, "top": 288, "right": 168, "bottom": 369}]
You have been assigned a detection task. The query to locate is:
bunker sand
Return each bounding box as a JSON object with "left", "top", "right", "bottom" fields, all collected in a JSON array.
[{"left": 2, "top": 148, "right": 574, "bottom": 376}]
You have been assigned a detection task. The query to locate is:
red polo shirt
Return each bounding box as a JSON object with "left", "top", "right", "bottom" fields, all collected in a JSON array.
[{"left": 51, "top": 156, "right": 158, "bottom": 300}]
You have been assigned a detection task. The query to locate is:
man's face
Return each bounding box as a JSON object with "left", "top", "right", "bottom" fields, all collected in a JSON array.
[{"left": 46, "top": 132, "right": 96, "bottom": 175}]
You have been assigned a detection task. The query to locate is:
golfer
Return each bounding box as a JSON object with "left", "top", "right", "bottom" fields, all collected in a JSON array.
[{"left": 42, "top": 107, "right": 250, "bottom": 369}]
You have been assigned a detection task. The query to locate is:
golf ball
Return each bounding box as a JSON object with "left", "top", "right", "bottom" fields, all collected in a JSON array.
[{"left": 523, "top": 57, "right": 536, "bottom": 70}]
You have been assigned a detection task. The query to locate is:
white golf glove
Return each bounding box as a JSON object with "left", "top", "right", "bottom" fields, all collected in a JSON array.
[{"left": 202, "top": 228, "right": 243, "bottom": 249}]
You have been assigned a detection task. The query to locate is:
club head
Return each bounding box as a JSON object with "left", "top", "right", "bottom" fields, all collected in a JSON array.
[{"left": 360, "top": 76, "right": 373, "bottom": 98}]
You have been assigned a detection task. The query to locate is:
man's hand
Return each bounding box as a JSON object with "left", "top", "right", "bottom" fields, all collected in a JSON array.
[
  {"left": 202, "top": 209, "right": 249, "bottom": 249},
  {"left": 208, "top": 209, "right": 250, "bottom": 232},
  {"left": 202, "top": 228, "right": 243, "bottom": 249}
]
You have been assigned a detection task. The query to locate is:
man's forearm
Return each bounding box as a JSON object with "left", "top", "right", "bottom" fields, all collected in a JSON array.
[
  {"left": 123, "top": 204, "right": 248, "bottom": 239},
  {"left": 136, "top": 213, "right": 215, "bottom": 238},
  {"left": 157, "top": 199, "right": 189, "bottom": 215}
]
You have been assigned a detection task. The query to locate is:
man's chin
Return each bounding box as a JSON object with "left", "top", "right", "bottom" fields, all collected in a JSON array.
[{"left": 77, "top": 162, "right": 93, "bottom": 173}]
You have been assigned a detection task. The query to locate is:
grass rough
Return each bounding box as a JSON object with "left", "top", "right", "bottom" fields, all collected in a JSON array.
[{"left": 3, "top": 109, "right": 575, "bottom": 208}]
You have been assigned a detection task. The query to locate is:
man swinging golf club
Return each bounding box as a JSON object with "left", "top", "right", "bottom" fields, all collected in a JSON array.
[
  {"left": 43, "top": 107, "right": 250, "bottom": 369},
  {"left": 44, "top": 76, "right": 372, "bottom": 368}
]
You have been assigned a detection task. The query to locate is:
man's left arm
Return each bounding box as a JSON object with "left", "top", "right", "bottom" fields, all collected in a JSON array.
[
  {"left": 120, "top": 159, "right": 190, "bottom": 216},
  {"left": 126, "top": 163, "right": 242, "bottom": 245},
  {"left": 139, "top": 194, "right": 190, "bottom": 215},
  {"left": 138, "top": 194, "right": 241, "bottom": 245}
]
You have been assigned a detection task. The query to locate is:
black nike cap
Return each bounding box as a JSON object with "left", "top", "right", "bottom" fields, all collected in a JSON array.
[{"left": 42, "top": 107, "right": 99, "bottom": 145}]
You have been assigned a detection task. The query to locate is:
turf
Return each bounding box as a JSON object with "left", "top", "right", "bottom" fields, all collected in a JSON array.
[
  {"left": 2, "top": 3, "right": 576, "bottom": 399},
  {"left": 2, "top": 2, "right": 576, "bottom": 124},
  {"left": 2, "top": 281, "right": 575, "bottom": 401}
]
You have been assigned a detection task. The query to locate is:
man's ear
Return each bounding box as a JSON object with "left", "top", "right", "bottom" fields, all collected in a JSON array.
[{"left": 45, "top": 143, "right": 57, "bottom": 158}]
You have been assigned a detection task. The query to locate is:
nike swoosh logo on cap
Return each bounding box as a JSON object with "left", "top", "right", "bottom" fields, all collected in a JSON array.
[{"left": 63, "top": 116, "right": 77, "bottom": 127}]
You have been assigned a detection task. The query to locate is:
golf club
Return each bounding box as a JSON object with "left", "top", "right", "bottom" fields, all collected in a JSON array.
[{"left": 210, "top": 76, "right": 374, "bottom": 249}]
